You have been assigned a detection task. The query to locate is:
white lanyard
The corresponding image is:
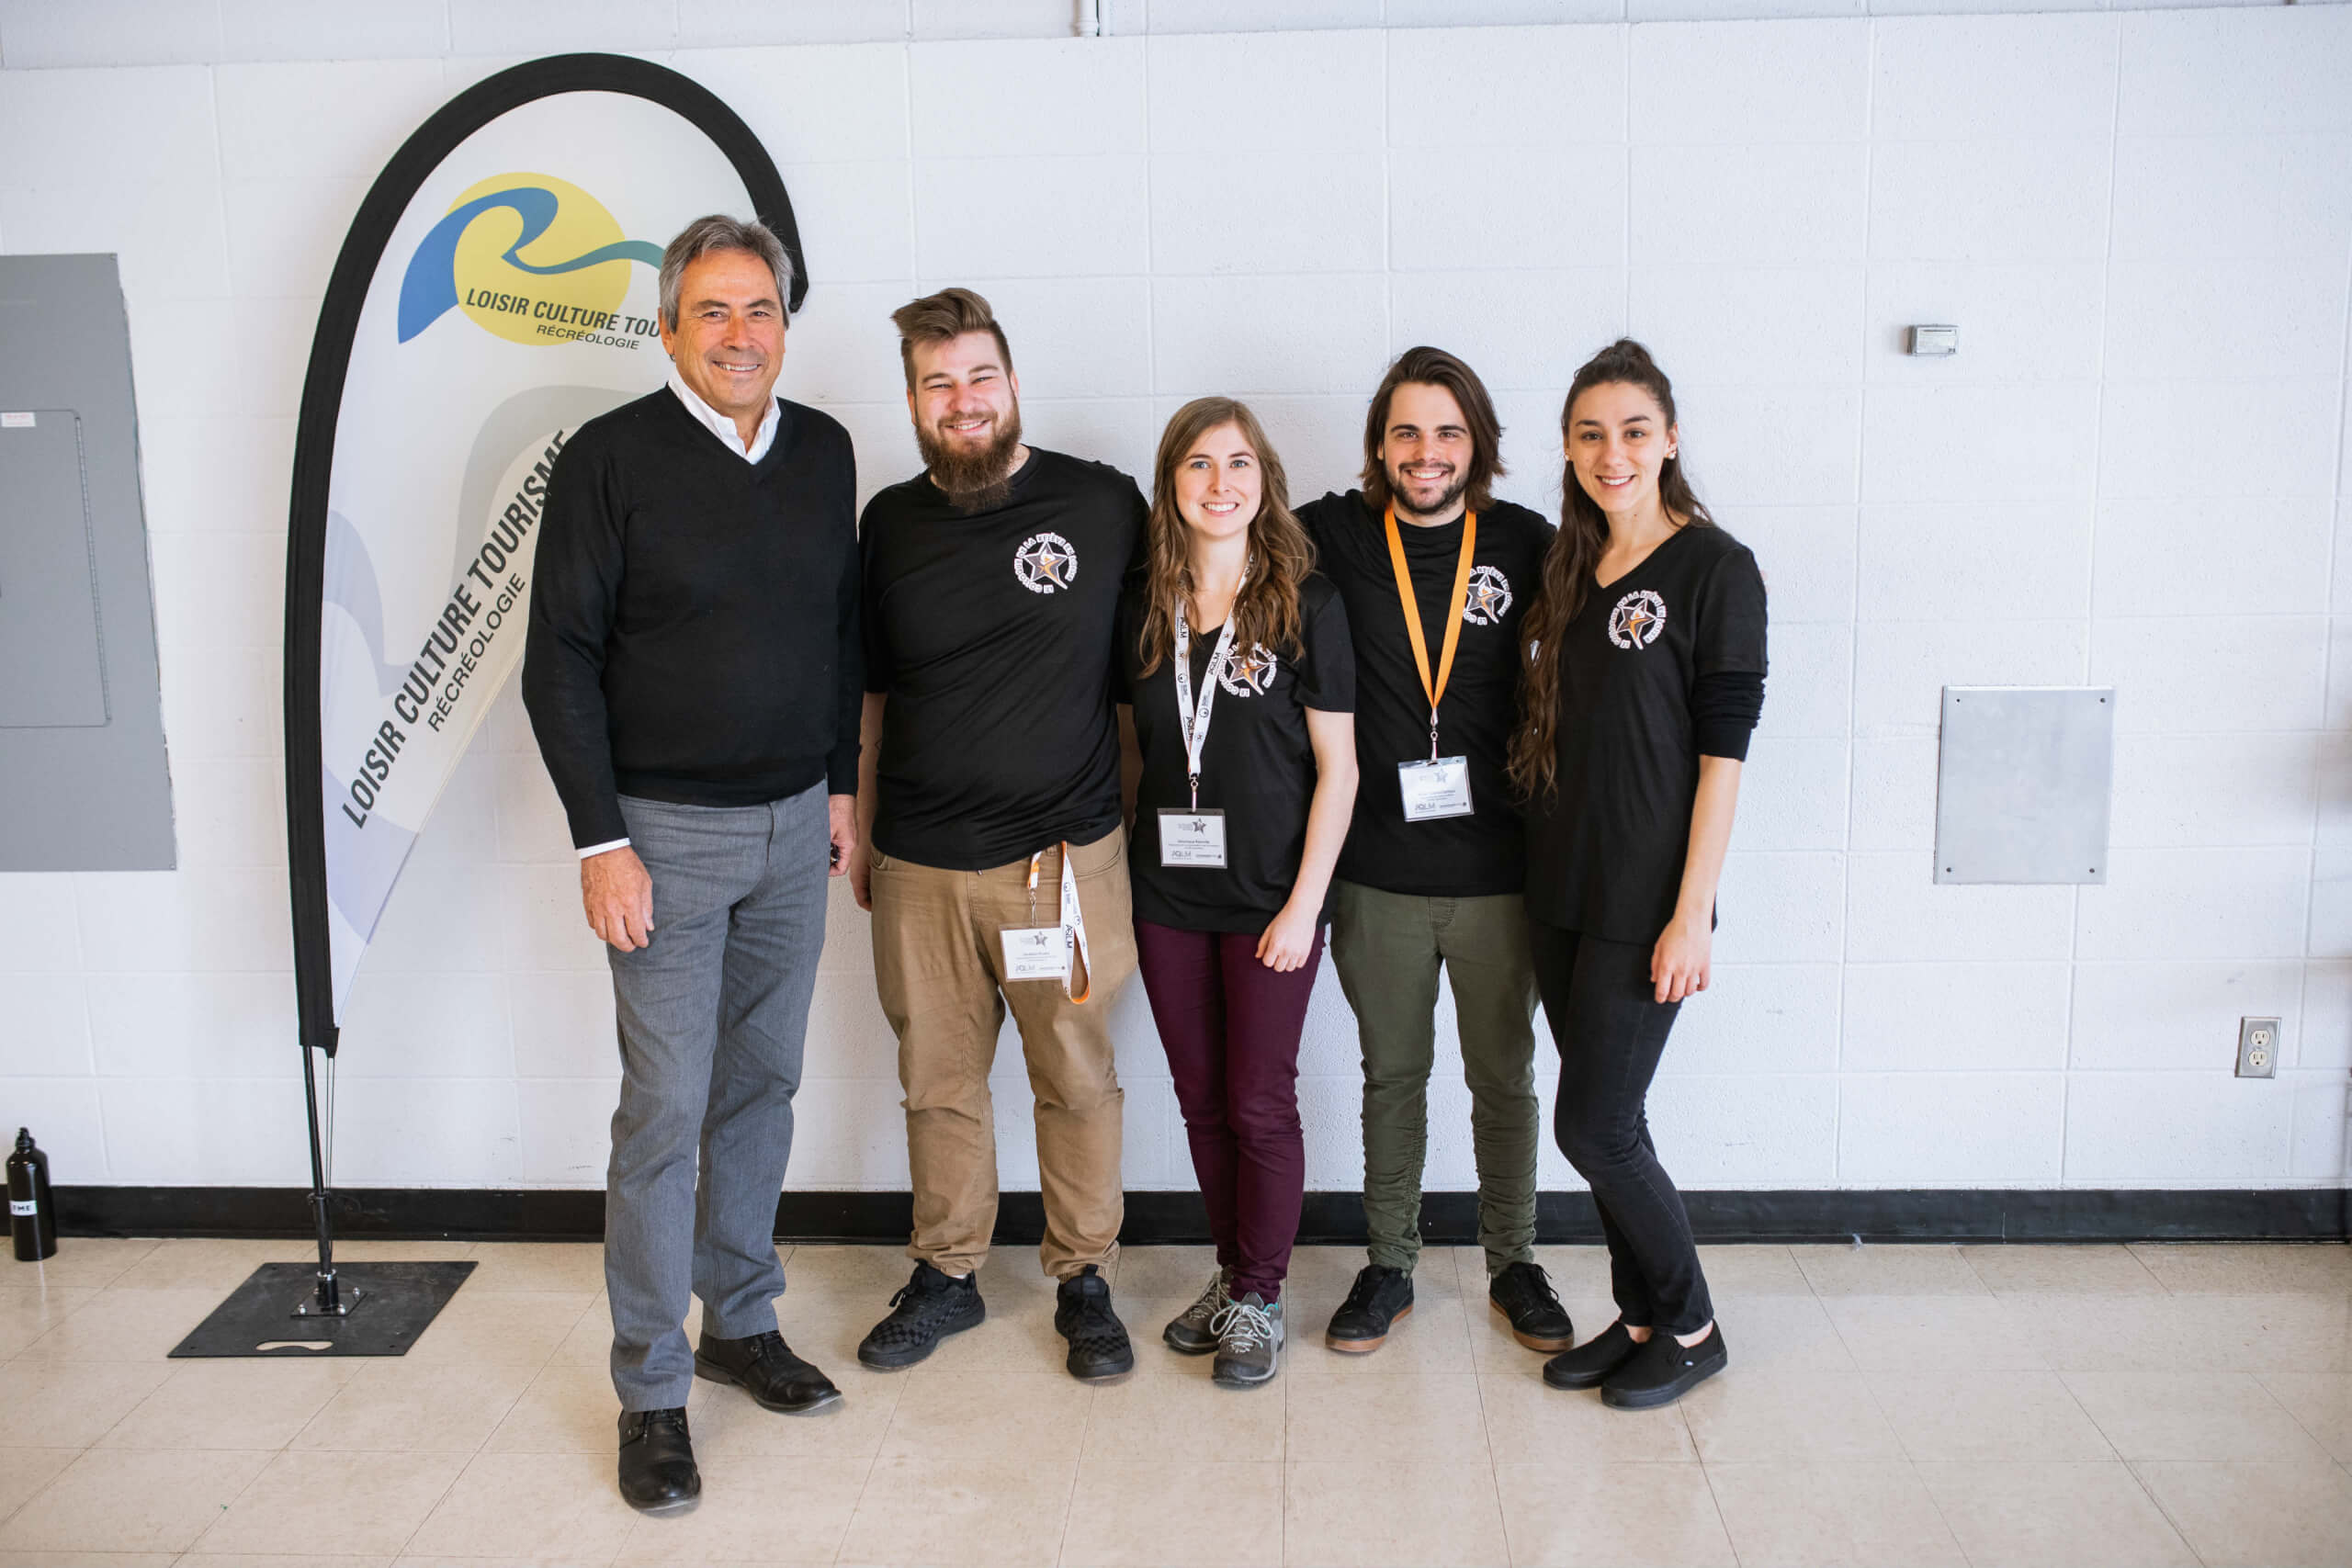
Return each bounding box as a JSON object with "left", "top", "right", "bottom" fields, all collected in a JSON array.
[{"left": 1171, "top": 570, "right": 1245, "bottom": 812}]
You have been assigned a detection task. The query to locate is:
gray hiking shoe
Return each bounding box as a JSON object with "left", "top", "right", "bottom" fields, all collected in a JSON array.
[
  {"left": 1211, "top": 1292, "right": 1283, "bottom": 1388},
  {"left": 1163, "top": 1266, "right": 1230, "bottom": 1356}
]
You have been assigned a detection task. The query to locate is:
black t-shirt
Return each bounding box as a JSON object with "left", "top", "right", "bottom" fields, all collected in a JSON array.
[
  {"left": 861, "top": 447, "right": 1147, "bottom": 870},
  {"left": 1298, "top": 491, "right": 1554, "bottom": 897},
  {"left": 1523, "top": 524, "right": 1770, "bottom": 942},
  {"left": 1119, "top": 574, "right": 1355, "bottom": 934}
]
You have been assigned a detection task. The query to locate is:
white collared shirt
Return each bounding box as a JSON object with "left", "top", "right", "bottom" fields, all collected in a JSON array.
[
  {"left": 577, "top": 370, "right": 782, "bottom": 861},
  {"left": 667, "top": 366, "right": 780, "bottom": 463}
]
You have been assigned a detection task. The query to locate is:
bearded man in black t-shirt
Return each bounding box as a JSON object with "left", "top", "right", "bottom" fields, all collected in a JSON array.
[
  {"left": 1297, "top": 347, "right": 1575, "bottom": 1359},
  {"left": 845, "top": 288, "right": 1145, "bottom": 1382}
]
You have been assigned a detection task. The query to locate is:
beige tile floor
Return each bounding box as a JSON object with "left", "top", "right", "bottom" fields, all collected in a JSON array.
[{"left": 0, "top": 1237, "right": 2346, "bottom": 1566}]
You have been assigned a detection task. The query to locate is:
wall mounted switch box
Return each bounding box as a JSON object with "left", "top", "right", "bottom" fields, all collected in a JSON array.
[{"left": 1907, "top": 323, "right": 1960, "bottom": 356}]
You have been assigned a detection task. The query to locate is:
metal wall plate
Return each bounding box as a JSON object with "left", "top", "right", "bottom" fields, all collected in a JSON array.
[{"left": 1933, "top": 686, "right": 2115, "bottom": 885}]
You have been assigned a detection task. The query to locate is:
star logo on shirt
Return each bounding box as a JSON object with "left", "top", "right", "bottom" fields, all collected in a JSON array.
[
  {"left": 1217, "top": 643, "right": 1278, "bottom": 697},
  {"left": 1607, "top": 590, "right": 1668, "bottom": 650},
  {"left": 1012, "top": 532, "right": 1079, "bottom": 594},
  {"left": 1462, "top": 564, "right": 1513, "bottom": 626}
]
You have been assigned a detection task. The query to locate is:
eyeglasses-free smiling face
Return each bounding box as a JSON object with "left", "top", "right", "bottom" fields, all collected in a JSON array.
[
  {"left": 907, "top": 328, "right": 1022, "bottom": 491},
  {"left": 1566, "top": 379, "right": 1679, "bottom": 521},
  {"left": 1377, "top": 379, "right": 1475, "bottom": 522},
  {"left": 1173, "top": 421, "right": 1264, "bottom": 545},
  {"left": 657, "top": 247, "right": 786, "bottom": 427}
]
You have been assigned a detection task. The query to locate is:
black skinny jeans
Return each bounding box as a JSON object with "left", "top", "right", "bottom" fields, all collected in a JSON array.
[{"left": 1530, "top": 920, "right": 1714, "bottom": 1335}]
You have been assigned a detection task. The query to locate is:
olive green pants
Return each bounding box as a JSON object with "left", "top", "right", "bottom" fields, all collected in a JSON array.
[{"left": 1329, "top": 879, "right": 1541, "bottom": 1278}]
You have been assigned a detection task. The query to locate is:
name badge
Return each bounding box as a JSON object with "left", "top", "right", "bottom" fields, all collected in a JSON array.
[
  {"left": 1001, "top": 925, "right": 1071, "bottom": 983},
  {"left": 1159, "top": 808, "right": 1228, "bottom": 868},
  {"left": 1398, "top": 757, "right": 1474, "bottom": 821}
]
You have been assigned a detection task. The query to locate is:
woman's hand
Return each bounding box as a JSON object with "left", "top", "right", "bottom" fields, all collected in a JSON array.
[
  {"left": 1257, "top": 898, "right": 1321, "bottom": 972},
  {"left": 1651, "top": 914, "right": 1711, "bottom": 1003}
]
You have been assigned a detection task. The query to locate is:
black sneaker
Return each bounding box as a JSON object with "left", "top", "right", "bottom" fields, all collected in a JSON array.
[
  {"left": 694, "top": 1328, "right": 842, "bottom": 1414},
  {"left": 1488, "top": 1260, "right": 1575, "bottom": 1353},
  {"left": 1054, "top": 1264, "right": 1136, "bottom": 1381},
  {"left": 1324, "top": 1263, "right": 1413, "bottom": 1353},
  {"left": 1600, "top": 1322, "right": 1727, "bottom": 1410},
  {"left": 1542, "top": 1321, "right": 1642, "bottom": 1390},
  {"left": 856, "top": 1261, "right": 985, "bottom": 1371}
]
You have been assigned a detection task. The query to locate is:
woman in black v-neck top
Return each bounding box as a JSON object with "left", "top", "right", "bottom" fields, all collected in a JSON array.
[{"left": 1510, "top": 341, "right": 1767, "bottom": 1411}]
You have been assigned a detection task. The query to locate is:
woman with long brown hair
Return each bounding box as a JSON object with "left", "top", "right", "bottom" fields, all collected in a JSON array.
[
  {"left": 1118, "top": 397, "right": 1358, "bottom": 1388},
  {"left": 1510, "top": 340, "right": 1767, "bottom": 1409}
]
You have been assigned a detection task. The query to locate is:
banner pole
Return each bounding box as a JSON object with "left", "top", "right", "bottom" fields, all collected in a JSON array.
[{"left": 299, "top": 1042, "right": 340, "bottom": 1314}]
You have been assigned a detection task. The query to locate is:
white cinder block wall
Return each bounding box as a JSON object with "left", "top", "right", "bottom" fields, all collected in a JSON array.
[{"left": 1, "top": 1, "right": 2347, "bottom": 1196}]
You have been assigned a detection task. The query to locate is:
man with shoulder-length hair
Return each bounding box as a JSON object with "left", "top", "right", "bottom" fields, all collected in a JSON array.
[
  {"left": 524, "top": 214, "right": 859, "bottom": 1514},
  {"left": 846, "top": 287, "right": 1146, "bottom": 1382},
  {"left": 1296, "top": 346, "right": 1574, "bottom": 1359}
]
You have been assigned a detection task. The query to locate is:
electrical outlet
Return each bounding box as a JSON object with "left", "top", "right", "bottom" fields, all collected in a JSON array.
[{"left": 2236, "top": 1017, "right": 2280, "bottom": 1078}]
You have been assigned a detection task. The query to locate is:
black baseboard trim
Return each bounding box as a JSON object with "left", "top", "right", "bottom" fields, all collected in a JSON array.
[{"left": 53, "top": 1185, "right": 2350, "bottom": 1246}]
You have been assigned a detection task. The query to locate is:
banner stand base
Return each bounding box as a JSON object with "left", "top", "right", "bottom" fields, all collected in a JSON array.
[{"left": 170, "top": 1261, "right": 474, "bottom": 1358}]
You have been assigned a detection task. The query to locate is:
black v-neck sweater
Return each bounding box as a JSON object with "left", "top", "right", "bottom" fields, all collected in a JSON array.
[{"left": 523, "top": 388, "right": 861, "bottom": 849}]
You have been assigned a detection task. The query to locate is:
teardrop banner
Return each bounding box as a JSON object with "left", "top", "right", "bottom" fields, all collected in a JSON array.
[{"left": 180, "top": 54, "right": 802, "bottom": 1354}]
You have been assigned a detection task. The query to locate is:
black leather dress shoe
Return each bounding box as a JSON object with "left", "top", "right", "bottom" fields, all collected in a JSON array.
[
  {"left": 694, "top": 1329, "right": 842, "bottom": 1414},
  {"left": 617, "top": 1406, "right": 700, "bottom": 1513}
]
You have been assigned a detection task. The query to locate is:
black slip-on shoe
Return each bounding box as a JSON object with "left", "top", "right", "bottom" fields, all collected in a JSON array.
[
  {"left": 1488, "top": 1260, "right": 1576, "bottom": 1353},
  {"left": 617, "top": 1406, "right": 700, "bottom": 1514},
  {"left": 857, "top": 1261, "right": 985, "bottom": 1371},
  {"left": 694, "top": 1328, "right": 842, "bottom": 1414},
  {"left": 1542, "top": 1321, "right": 1642, "bottom": 1390},
  {"left": 1600, "top": 1323, "right": 1728, "bottom": 1410},
  {"left": 1324, "top": 1263, "right": 1414, "bottom": 1353},
  {"left": 1055, "top": 1264, "right": 1136, "bottom": 1381}
]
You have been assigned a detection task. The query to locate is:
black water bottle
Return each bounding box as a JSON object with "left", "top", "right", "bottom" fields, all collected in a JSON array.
[{"left": 8, "top": 1128, "right": 56, "bottom": 1261}]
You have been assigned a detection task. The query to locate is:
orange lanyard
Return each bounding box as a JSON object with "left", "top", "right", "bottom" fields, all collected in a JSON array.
[{"left": 1383, "top": 503, "right": 1477, "bottom": 760}]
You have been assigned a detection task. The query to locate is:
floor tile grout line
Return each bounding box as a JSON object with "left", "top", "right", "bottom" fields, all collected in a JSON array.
[
  {"left": 1690, "top": 1450, "right": 1746, "bottom": 1568},
  {"left": 2118, "top": 1455, "right": 2211, "bottom": 1568},
  {"left": 1899, "top": 1451, "right": 1980, "bottom": 1568},
  {"left": 1050, "top": 1346, "right": 1101, "bottom": 1567},
  {"left": 2246, "top": 1367, "right": 2342, "bottom": 1468}
]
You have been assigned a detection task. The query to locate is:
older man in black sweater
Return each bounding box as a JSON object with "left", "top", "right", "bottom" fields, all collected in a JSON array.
[{"left": 522, "top": 216, "right": 857, "bottom": 1515}]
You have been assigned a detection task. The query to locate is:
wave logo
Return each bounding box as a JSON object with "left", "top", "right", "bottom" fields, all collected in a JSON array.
[{"left": 397, "top": 173, "right": 663, "bottom": 345}]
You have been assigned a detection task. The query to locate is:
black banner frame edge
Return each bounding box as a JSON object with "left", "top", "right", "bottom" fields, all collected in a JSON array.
[{"left": 283, "top": 51, "right": 803, "bottom": 1061}]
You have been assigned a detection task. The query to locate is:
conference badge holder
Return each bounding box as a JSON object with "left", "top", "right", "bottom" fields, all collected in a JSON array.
[
  {"left": 1002, "top": 844, "right": 1094, "bottom": 999},
  {"left": 1158, "top": 807, "right": 1228, "bottom": 868},
  {"left": 1398, "top": 756, "right": 1473, "bottom": 821}
]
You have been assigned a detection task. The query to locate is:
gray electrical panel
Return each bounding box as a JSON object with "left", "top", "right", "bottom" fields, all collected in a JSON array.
[
  {"left": 1933, "top": 685, "right": 2114, "bottom": 886},
  {"left": 0, "top": 254, "right": 176, "bottom": 870}
]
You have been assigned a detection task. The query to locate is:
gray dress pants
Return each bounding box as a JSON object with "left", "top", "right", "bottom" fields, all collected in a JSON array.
[{"left": 605, "top": 783, "right": 829, "bottom": 1411}]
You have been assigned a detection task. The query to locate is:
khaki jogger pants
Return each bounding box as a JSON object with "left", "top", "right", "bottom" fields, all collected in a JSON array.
[{"left": 869, "top": 829, "right": 1138, "bottom": 1280}]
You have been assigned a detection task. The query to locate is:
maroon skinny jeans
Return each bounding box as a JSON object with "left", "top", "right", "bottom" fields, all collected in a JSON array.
[{"left": 1132, "top": 919, "right": 1324, "bottom": 1302}]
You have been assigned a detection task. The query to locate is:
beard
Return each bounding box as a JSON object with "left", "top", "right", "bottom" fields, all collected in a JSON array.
[
  {"left": 918, "top": 403, "right": 1024, "bottom": 511},
  {"left": 1388, "top": 463, "right": 1468, "bottom": 520}
]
